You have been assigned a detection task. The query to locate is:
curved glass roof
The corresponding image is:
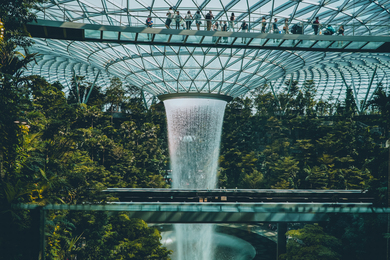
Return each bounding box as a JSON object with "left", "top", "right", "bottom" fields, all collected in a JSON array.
[{"left": 24, "top": 0, "right": 390, "bottom": 106}]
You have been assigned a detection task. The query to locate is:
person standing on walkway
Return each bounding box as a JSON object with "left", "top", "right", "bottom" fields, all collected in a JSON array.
[
  {"left": 146, "top": 15, "right": 153, "bottom": 28},
  {"left": 337, "top": 25, "right": 344, "bottom": 36},
  {"left": 313, "top": 17, "right": 320, "bottom": 35},
  {"left": 337, "top": 25, "right": 344, "bottom": 46},
  {"left": 230, "top": 13, "right": 235, "bottom": 31},
  {"left": 238, "top": 20, "right": 248, "bottom": 43},
  {"left": 165, "top": 7, "right": 173, "bottom": 28},
  {"left": 222, "top": 20, "right": 228, "bottom": 43},
  {"left": 194, "top": 10, "right": 201, "bottom": 30},
  {"left": 261, "top": 16, "right": 266, "bottom": 33},
  {"left": 185, "top": 11, "right": 193, "bottom": 30},
  {"left": 145, "top": 15, "right": 153, "bottom": 40},
  {"left": 175, "top": 11, "right": 182, "bottom": 29},
  {"left": 283, "top": 18, "right": 289, "bottom": 34},
  {"left": 272, "top": 18, "right": 279, "bottom": 42},
  {"left": 212, "top": 21, "right": 219, "bottom": 42},
  {"left": 206, "top": 11, "right": 214, "bottom": 31}
]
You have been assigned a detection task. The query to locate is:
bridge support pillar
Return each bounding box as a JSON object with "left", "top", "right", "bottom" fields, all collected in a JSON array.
[
  {"left": 31, "top": 207, "right": 46, "bottom": 260},
  {"left": 276, "top": 222, "right": 287, "bottom": 259}
]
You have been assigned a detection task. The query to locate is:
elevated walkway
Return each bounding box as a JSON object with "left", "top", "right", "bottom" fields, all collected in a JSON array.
[
  {"left": 27, "top": 19, "right": 390, "bottom": 53},
  {"left": 103, "top": 188, "right": 373, "bottom": 203},
  {"left": 14, "top": 189, "right": 381, "bottom": 223},
  {"left": 14, "top": 201, "right": 389, "bottom": 223}
]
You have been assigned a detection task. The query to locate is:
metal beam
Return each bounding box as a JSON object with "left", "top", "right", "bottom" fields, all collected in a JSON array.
[
  {"left": 350, "top": 75, "right": 361, "bottom": 113},
  {"left": 361, "top": 66, "right": 377, "bottom": 112},
  {"left": 141, "top": 89, "right": 149, "bottom": 110},
  {"left": 84, "top": 70, "right": 100, "bottom": 104},
  {"left": 340, "top": 70, "right": 360, "bottom": 113},
  {"left": 281, "top": 75, "right": 294, "bottom": 115},
  {"left": 367, "top": 73, "right": 387, "bottom": 104},
  {"left": 269, "top": 81, "right": 282, "bottom": 112},
  {"left": 72, "top": 71, "right": 81, "bottom": 104}
]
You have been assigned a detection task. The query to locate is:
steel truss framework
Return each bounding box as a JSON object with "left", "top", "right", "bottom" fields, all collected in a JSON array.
[{"left": 24, "top": 0, "right": 390, "bottom": 106}]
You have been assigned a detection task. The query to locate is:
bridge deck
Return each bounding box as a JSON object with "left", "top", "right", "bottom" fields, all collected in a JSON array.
[
  {"left": 14, "top": 202, "right": 388, "bottom": 223},
  {"left": 27, "top": 20, "right": 390, "bottom": 53},
  {"left": 103, "top": 188, "right": 373, "bottom": 203}
]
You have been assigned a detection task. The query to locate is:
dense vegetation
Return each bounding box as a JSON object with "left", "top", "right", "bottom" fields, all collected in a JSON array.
[
  {"left": 220, "top": 82, "right": 388, "bottom": 195},
  {"left": 1, "top": 0, "right": 390, "bottom": 259},
  {"left": 220, "top": 84, "right": 390, "bottom": 259}
]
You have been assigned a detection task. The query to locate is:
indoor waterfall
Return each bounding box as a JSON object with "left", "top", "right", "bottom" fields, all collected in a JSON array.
[{"left": 163, "top": 96, "right": 227, "bottom": 260}]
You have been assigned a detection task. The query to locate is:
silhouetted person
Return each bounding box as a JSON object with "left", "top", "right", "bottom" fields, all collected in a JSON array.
[
  {"left": 313, "top": 17, "right": 319, "bottom": 35},
  {"left": 165, "top": 7, "right": 173, "bottom": 28},
  {"left": 206, "top": 11, "right": 213, "bottom": 31}
]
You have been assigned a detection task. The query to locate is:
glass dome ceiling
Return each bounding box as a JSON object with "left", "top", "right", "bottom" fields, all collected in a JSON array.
[{"left": 25, "top": 0, "right": 390, "bottom": 105}]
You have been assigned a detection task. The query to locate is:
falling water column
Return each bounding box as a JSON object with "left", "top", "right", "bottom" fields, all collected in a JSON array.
[{"left": 160, "top": 93, "right": 231, "bottom": 260}]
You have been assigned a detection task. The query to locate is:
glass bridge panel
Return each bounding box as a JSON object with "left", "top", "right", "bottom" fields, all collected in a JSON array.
[
  {"left": 120, "top": 32, "right": 136, "bottom": 41},
  {"left": 361, "top": 42, "right": 385, "bottom": 49},
  {"left": 280, "top": 40, "right": 296, "bottom": 47},
  {"left": 238, "top": 206, "right": 255, "bottom": 212},
  {"left": 328, "top": 41, "right": 351, "bottom": 49},
  {"left": 85, "top": 29, "right": 100, "bottom": 39},
  {"left": 202, "top": 36, "right": 216, "bottom": 44},
  {"left": 160, "top": 205, "right": 178, "bottom": 211},
  {"left": 234, "top": 37, "right": 250, "bottom": 46},
  {"left": 186, "top": 35, "right": 203, "bottom": 44},
  {"left": 103, "top": 31, "right": 118, "bottom": 40},
  {"left": 219, "top": 40, "right": 231, "bottom": 45},
  {"left": 170, "top": 34, "right": 186, "bottom": 43},
  {"left": 221, "top": 205, "right": 239, "bottom": 212},
  {"left": 311, "top": 41, "right": 333, "bottom": 48},
  {"left": 248, "top": 38, "right": 267, "bottom": 46},
  {"left": 344, "top": 41, "right": 367, "bottom": 49},
  {"left": 125, "top": 204, "right": 142, "bottom": 210},
  {"left": 154, "top": 33, "right": 170, "bottom": 42},
  {"left": 137, "top": 33, "right": 151, "bottom": 42},
  {"left": 264, "top": 39, "right": 282, "bottom": 46},
  {"left": 179, "top": 205, "right": 199, "bottom": 211},
  {"left": 296, "top": 40, "right": 316, "bottom": 48},
  {"left": 201, "top": 205, "right": 221, "bottom": 212},
  {"left": 141, "top": 205, "right": 159, "bottom": 211}
]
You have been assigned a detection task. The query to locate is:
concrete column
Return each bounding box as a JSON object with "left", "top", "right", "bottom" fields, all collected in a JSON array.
[
  {"left": 277, "top": 222, "right": 287, "bottom": 260},
  {"left": 31, "top": 207, "right": 46, "bottom": 260}
]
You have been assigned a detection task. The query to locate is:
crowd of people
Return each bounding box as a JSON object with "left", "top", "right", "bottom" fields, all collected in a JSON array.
[{"left": 145, "top": 9, "right": 346, "bottom": 37}]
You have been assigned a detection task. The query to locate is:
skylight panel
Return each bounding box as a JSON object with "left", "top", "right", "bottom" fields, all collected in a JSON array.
[
  {"left": 79, "top": 0, "right": 103, "bottom": 9},
  {"left": 273, "top": 1, "right": 296, "bottom": 14},
  {"left": 198, "top": 0, "right": 212, "bottom": 10},
  {"left": 274, "top": 4, "right": 295, "bottom": 18},
  {"left": 294, "top": 3, "right": 317, "bottom": 18},
  {"left": 258, "top": 1, "right": 273, "bottom": 16}
]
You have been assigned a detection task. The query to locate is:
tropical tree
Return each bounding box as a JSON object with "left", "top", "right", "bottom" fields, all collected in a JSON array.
[{"left": 280, "top": 224, "right": 341, "bottom": 260}]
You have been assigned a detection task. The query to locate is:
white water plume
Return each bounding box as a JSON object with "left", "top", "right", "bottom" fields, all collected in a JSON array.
[{"left": 163, "top": 97, "right": 227, "bottom": 260}]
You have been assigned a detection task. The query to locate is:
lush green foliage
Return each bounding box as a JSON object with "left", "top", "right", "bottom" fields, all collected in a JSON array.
[
  {"left": 280, "top": 224, "right": 341, "bottom": 260},
  {"left": 219, "top": 82, "right": 388, "bottom": 197},
  {"left": 0, "top": 32, "right": 170, "bottom": 258},
  {"left": 218, "top": 83, "right": 390, "bottom": 259}
]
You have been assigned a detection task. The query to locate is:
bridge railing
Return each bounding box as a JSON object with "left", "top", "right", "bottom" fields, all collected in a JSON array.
[{"left": 41, "top": 8, "right": 390, "bottom": 37}]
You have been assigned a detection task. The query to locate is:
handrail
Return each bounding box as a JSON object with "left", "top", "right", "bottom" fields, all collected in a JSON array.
[{"left": 41, "top": 8, "right": 390, "bottom": 36}]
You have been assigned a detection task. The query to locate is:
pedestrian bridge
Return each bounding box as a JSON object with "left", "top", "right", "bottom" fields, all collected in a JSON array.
[
  {"left": 103, "top": 188, "right": 374, "bottom": 203},
  {"left": 14, "top": 189, "right": 383, "bottom": 223},
  {"left": 15, "top": 201, "right": 390, "bottom": 223},
  {"left": 27, "top": 19, "right": 390, "bottom": 53}
]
